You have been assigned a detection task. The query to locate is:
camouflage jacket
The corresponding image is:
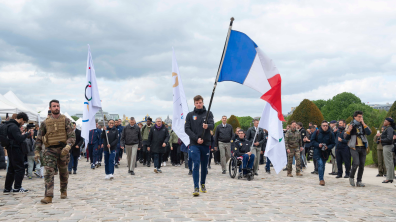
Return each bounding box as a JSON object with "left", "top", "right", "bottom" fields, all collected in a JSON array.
[
  {"left": 35, "top": 115, "right": 76, "bottom": 153},
  {"left": 285, "top": 129, "right": 302, "bottom": 149}
]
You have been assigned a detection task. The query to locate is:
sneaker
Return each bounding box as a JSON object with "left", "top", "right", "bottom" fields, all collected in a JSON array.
[
  {"left": 78, "top": 156, "right": 81, "bottom": 160},
  {"left": 115, "top": 165, "right": 119, "bottom": 168},
  {"left": 158, "top": 169, "right": 162, "bottom": 173},
  {"left": 109, "top": 174, "right": 114, "bottom": 180},
  {"left": 356, "top": 181, "right": 365, "bottom": 187},
  {"left": 154, "top": 168, "right": 158, "bottom": 173},
  {"left": 91, "top": 164, "right": 95, "bottom": 169},
  {"left": 266, "top": 171, "right": 271, "bottom": 174},
  {"left": 161, "top": 163, "right": 164, "bottom": 167},
  {"left": 28, "top": 177, "right": 32, "bottom": 179},
  {"left": 105, "top": 175, "right": 110, "bottom": 180},
  {"left": 193, "top": 188, "right": 200, "bottom": 196},
  {"left": 163, "top": 162, "right": 166, "bottom": 167},
  {"left": 73, "top": 171, "right": 77, "bottom": 174},
  {"left": 13, "top": 188, "right": 29, "bottom": 194},
  {"left": 188, "top": 170, "right": 192, "bottom": 175},
  {"left": 349, "top": 178, "right": 355, "bottom": 187},
  {"left": 200, "top": 184, "right": 207, "bottom": 193},
  {"left": 147, "top": 163, "right": 151, "bottom": 167},
  {"left": 3, "top": 189, "right": 12, "bottom": 195},
  {"left": 222, "top": 170, "right": 226, "bottom": 174},
  {"left": 130, "top": 171, "right": 135, "bottom": 175}
]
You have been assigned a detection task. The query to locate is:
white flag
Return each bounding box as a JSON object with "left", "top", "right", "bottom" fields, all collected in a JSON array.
[
  {"left": 172, "top": 48, "right": 190, "bottom": 146},
  {"left": 82, "top": 45, "right": 102, "bottom": 146}
]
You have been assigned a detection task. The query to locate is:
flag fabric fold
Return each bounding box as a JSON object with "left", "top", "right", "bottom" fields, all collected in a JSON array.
[
  {"left": 172, "top": 48, "right": 190, "bottom": 146},
  {"left": 218, "top": 30, "right": 287, "bottom": 174},
  {"left": 82, "top": 45, "right": 102, "bottom": 146}
]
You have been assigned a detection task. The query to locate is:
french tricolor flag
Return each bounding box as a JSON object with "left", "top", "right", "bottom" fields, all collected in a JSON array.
[{"left": 218, "top": 30, "right": 287, "bottom": 174}]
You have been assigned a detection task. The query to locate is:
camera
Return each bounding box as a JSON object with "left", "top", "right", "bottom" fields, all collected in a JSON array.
[{"left": 321, "top": 143, "right": 327, "bottom": 151}]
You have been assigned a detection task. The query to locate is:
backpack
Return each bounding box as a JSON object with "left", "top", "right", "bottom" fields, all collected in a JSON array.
[{"left": 0, "top": 122, "right": 12, "bottom": 147}]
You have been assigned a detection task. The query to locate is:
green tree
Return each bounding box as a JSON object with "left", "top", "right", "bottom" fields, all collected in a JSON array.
[
  {"left": 312, "top": 99, "right": 328, "bottom": 111},
  {"left": 71, "top": 116, "right": 79, "bottom": 121},
  {"left": 345, "top": 116, "right": 353, "bottom": 124},
  {"left": 368, "top": 126, "right": 378, "bottom": 164},
  {"left": 341, "top": 103, "right": 380, "bottom": 128},
  {"left": 227, "top": 115, "right": 241, "bottom": 132},
  {"left": 287, "top": 99, "right": 324, "bottom": 129},
  {"left": 321, "top": 92, "right": 361, "bottom": 121},
  {"left": 237, "top": 116, "right": 254, "bottom": 131}
]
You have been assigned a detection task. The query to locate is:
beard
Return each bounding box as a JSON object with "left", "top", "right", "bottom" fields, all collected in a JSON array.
[{"left": 51, "top": 109, "right": 60, "bottom": 115}]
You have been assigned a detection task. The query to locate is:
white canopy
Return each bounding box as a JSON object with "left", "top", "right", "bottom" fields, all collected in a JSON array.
[
  {"left": 64, "top": 112, "right": 76, "bottom": 123},
  {"left": 2, "top": 91, "right": 45, "bottom": 123},
  {"left": 75, "top": 118, "right": 82, "bottom": 130}
]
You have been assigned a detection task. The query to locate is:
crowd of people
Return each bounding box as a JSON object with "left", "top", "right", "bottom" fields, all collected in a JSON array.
[{"left": 1, "top": 97, "right": 396, "bottom": 201}]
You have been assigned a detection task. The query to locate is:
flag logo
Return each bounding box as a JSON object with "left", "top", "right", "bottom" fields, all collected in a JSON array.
[
  {"left": 85, "top": 81, "right": 92, "bottom": 101},
  {"left": 172, "top": 72, "right": 179, "bottom": 88},
  {"left": 193, "top": 116, "right": 197, "bottom": 120},
  {"left": 239, "top": 143, "right": 242, "bottom": 146}
]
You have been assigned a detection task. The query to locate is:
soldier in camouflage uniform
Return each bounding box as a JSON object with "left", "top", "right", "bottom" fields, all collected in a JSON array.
[
  {"left": 285, "top": 121, "right": 303, "bottom": 177},
  {"left": 35, "top": 100, "right": 75, "bottom": 204}
]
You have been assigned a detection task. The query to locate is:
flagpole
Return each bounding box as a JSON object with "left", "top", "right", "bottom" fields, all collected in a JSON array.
[
  {"left": 100, "top": 108, "right": 109, "bottom": 145},
  {"left": 201, "top": 17, "right": 234, "bottom": 139},
  {"left": 250, "top": 127, "right": 259, "bottom": 152}
]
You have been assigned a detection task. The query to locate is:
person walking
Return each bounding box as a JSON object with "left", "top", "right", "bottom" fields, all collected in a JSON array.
[
  {"left": 311, "top": 120, "right": 335, "bottom": 186},
  {"left": 169, "top": 129, "right": 180, "bottom": 166},
  {"left": 34, "top": 100, "right": 76, "bottom": 203},
  {"left": 25, "top": 127, "right": 36, "bottom": 179},
  {"left": 87, "top": 123, "right": 101, "bottom": 169},
  {"left": 335, "top": 120, "right": 351, "bottom": 178},
  {"left": 120, "top": 117, "right": 142, "bottom": 175},
  {"left": 3, "top": 112, "right": 31, "bottom": 194},
  {"left": 147, "top": 118, "right": 170, "bottom": 173},
  {"left": 214, "top": 115, "right": 233, "bottom": 174},
  {"left": 246, "top": 119, "right": 265, "bottom": 176},
  {"left": 374, "top": 126, "right": 387, "bottom": 177},
  {"left": 114, "top": 119, "right": 124, "bottom": 168},
  {"left": 68, "top": 122, "right": 83, "bottom": 174},
  {"left": 141, "top": 118, "right": 154, "bottom": 167},
  {"left": 185, "top": 95, "right": 214, "bottom": 196},
  {"left": 102, "top": 120, "right": 119, "bottom": 180},
  {"left": 378, "top": 118, "right": 395, "bottom": 183},
  {"left": 285, "top": 121, "right": 304, "bottom": 177}
]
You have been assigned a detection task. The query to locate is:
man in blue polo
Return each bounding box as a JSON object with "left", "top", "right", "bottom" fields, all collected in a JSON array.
[
  {"left": 185, "top": 95, "right": 214, "bottom": 196},
  {"left": 88, "top": 122, "right": 101, "bottom": 169}
]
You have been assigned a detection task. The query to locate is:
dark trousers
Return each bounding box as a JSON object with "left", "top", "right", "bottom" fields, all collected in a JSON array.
[
  {"left": 260, "top": 153, "right": 264, "bottom": 164},
  {"left": 190, "top": 145, "right": 209, "bottom": 189},
  {"left": 115, "top": 146, "right": 121, "bottom": 164},
  {"left": 163, "top": 147, "right": 170, "bottom": 162},
  {"left": 350, "top": 146, "right": 366, "bottom": 182},
  {"left": 208, "top": 150, "right": 213, "bottom": 166},
  {"left": 214, "top": 150, "right": 220, "bottom": 163},
  {"left": 153, "top": 153, "right": 163, "bottom": 169},
  {"left": 336, "top": 148, "right": 351, "bottom": 176},
  {"left": 171, "top": 143, "right": 180, "bottom": 164},
  {"left": 313, "top": 159, "right": 318, "bottom": 172},
  {"left": 265, "top": 157, "right": 271, "bottom": 172},
  {"left": 88, "top": 143, "right": 98, "bottom": 164},
  {"left": 98, "top": 148, "right": 103, "bottom": 162},
  {"left": 142, "top": 143, "right": 151, "bottom": 164},
  {"left": 4, "top": 147, "right": 25, "bottom": 190},
  {"left": 68, "top": 154, "right": 78, "bottom": 172}
]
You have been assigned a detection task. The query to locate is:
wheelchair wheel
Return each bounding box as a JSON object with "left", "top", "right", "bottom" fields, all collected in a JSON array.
[
  {"left": 229, "top": 157, "right": 237, "bottom": 178},
  {"left": 247, "top": 173, "right": 252, "bottom": 181}
]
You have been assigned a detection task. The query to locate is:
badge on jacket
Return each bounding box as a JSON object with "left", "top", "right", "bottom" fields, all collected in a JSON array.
[
  {"left": 193, "top": 116, "right": 197, "bottom": 120},
  {"left": 240, "top": 143, "right": 243, "bottom": 146}
]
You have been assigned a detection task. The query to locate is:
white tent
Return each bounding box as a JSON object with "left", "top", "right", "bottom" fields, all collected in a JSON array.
[
  {"left": 75, "top": 118, "right": 82, "bottom": 130},
  {"left": 0, "top": 94, "right": 19, "bottom": 118},
  {"left": 64, "top": 112, "right": 76, "bottom": 122},
  {"left": 3, "top": 91, "right": 44, "bottom": 122}
]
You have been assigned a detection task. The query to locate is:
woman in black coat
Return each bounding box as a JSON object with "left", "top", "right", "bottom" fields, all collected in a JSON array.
[
  {"left": 147, "top": 118, "right": 169, "bottom": 173},
  {"left": 102, "top": 120, "right": 119, "bottom": 180}
]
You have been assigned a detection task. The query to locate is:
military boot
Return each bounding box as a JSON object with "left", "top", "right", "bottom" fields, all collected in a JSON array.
[
  {"left": 61, "top": 191, "right": 67, "bottom": 199},
  {"left": 287, "top": 172, "right": 293, "bottom": 177},
  {"left": 41, "top": 197, "right": 52, "bottom": 204},
  {"left": 296, "top": 172, "right": 303, "bottom": 177}
]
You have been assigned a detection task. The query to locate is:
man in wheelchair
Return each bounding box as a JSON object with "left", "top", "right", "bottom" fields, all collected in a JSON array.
[{"left": 234, "top": 130, "right": 255, "bottom": 178}]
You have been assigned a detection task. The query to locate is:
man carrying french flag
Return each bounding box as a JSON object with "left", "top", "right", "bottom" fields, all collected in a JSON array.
[{"left": 215, "top": 19, "right": 287, "bottom": 174}]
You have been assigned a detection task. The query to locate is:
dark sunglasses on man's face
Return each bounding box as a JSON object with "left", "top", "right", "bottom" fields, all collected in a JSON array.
[{"left": 322, "top": 125, "right": 329, "bottom": 127}]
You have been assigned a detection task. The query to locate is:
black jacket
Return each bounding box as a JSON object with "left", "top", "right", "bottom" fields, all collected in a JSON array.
[
  {"left": 336, "top": 128, "right": 349, "bottom": 150},
  {"left": 185, "top": 106, "right": 214, "bottom": 147},
  {"left": 312, "top": 128, "right": 336, "bottom": 160},
  {"left": 120, "top": 124, "right": 142, "bottom": 148},
  {"left": 148, "top": 124, "right": 170, "bottom": 154},
  {"left": 246, "top": 127, "right": 265, "bottom": 147},
  {"left": 71, "top": 129, "right": 83, "bottom": 157},
  {"left": 214, "top": 123, "right": 233, "bottom": 147},
  {"left": 0, "top": 143, "right": 5, "bottom": 169},
  {"left": 234, "top": 138, "right": 252, "bottom": 157},
  {"left": 300, "top": 128, "right": 307, "bottom": 147},
  {"left": 7, "top": 119, "right": 28, "bottom": 149},
  {"left": 261, "top": 133, "right": 268, "bottom": 152},
  {"left": 101, "top": 126, "right": 119, "bottom": 152},
  {"left": 381, "top": 126, "right": 394, "bottom": 145}
]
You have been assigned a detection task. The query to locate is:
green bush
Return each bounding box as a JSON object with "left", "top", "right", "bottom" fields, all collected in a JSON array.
[{"left": 287, "top": 99, "right": 324, "bottom": 129}]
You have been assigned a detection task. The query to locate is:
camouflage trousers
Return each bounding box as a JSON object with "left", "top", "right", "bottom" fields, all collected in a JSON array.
[
  {"left": 287, "top": 148, "right": 301, "bottom": 173},
  {"left": 44, "top": 147, "right": 69, "bottom": 197}
]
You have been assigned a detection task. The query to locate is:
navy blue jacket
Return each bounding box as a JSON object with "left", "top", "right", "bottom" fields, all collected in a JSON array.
[
  {"left": 88, "top": 128, "right": 101, "bottom": 145},
  {"left": 116, "top": 125, "right": 124, "bottom": 147},
  {"left": 336, "top": 128, "right": 349, "bottom": 150},
  {"left": 311, "top": 128, "right": 335, "bottom": 160}
]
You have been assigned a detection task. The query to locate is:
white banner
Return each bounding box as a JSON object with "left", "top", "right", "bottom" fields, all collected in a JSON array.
[{"left": 172, "top": 48, "right": 190, "bottom": 146}]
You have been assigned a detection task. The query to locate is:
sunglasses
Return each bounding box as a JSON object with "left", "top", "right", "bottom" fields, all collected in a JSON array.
[{"left": 322, "top": 125, "right": 329, "bottom": 127}]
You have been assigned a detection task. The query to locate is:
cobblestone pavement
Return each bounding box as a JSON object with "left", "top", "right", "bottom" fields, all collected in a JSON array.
[{"left": 1, "top": 157, "right": 396, "bottom": 221}]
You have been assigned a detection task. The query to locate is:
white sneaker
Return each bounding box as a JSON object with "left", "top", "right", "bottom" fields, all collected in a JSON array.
[
  {"left": 109, "top": 174, "right": 114, "bottom": 180},
  {"left": 78, "top": 156, "right": 81, "bottom": 160},
  {"left": 161, "top": 163, "right": 163, "bottom": 167},
  {"left": 164, "top": 162, "right": 166, "bottom": 167},
  {"left": 105, "top": 175, "right": 110, "bottom": 180}
]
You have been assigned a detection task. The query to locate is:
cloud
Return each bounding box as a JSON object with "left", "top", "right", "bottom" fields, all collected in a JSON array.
[{"left": 0, "top": 0, "right": 395, "bottom": 121}]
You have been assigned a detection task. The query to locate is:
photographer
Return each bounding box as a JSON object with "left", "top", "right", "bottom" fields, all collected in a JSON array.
[
  {"left": 345, "top": 110, "right": 372, "bottom": 187},
  {"left": 3, "top": 112, "right": 31, "bottom": 194},
  {"left": 377, "top": 118, "right": 395, "bottom": 183},
  {"left": 335, "top": 120, "right": 350, "bottom": 178},
  {"left": 311, "top": 120, "right": 335, "bottom": 186}
]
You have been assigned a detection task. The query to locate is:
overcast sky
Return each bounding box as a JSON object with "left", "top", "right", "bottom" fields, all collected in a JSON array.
[{"left": 0, "top": 0, "right": 395, "bottom": 122}]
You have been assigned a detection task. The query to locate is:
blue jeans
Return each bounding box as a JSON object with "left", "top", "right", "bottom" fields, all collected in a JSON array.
[
  {"left": 153, "top": 153, "right": 163, "bottom": 169},
  {"left": 104, "top": 149, "right": 116, "bottom": 175},
  {"left": 68, "top": 154, "right": 78, "bottom": 172},
  {"left": 317, "top": 157, "right": 326, "bottom": 181},
  {"left": 188, "top": 148, "right": 192, "bottom": 171},
  {"left": 265, "top": 157, "right": 271, "bottom": 172},
  {"left": 240, "top": 154, "right": 255, "bottom": 175},
  {"left": 190, "top": 145, "right": 210, "bottom": 189}
]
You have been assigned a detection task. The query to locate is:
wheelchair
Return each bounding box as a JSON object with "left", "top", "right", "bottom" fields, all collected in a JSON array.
[{"left": 229, "top": 155, "right": 254, "bottom": 181}]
